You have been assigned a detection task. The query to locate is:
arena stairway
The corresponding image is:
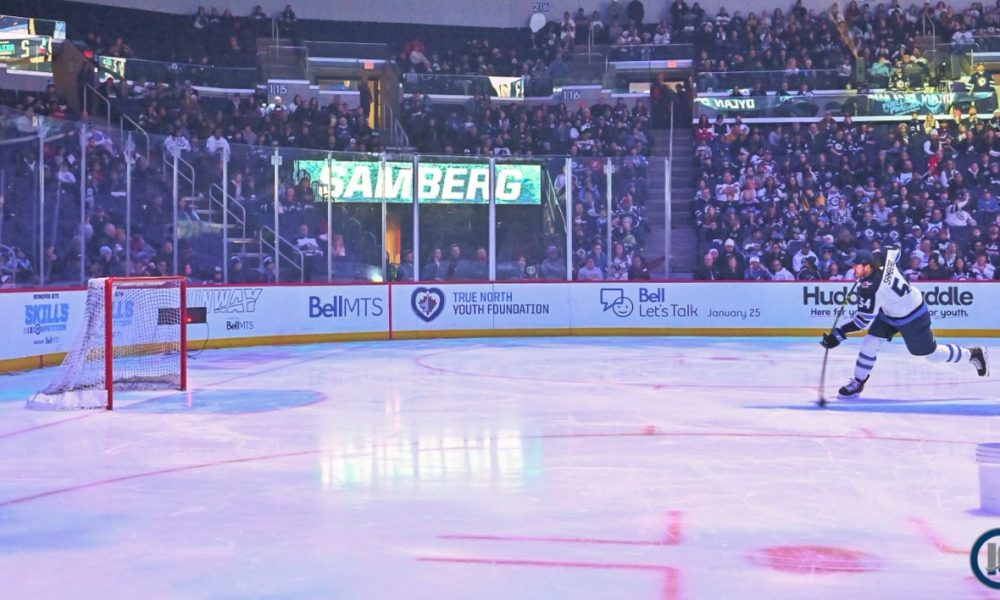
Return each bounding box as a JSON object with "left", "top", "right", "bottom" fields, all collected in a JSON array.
[{"left": 649, "top": 126, "right": 695, "bottom": 278}]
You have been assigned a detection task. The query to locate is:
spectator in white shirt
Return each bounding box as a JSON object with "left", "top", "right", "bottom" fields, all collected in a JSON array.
[
  {"left": 791, "top": 244, "right": 818, "bottom": 273},
  {"left": 576, "top": 257, "right": 604, "bottom": 280},
  {"left": 911, "top": 238, "right": 933, "bottom": 268},
  {"left": 163, "top": 128, "right": 192, "bottom": 156},
  {"left": 770, "top": 259, "right": 795, "bottom": 280},
  {"left": 205, "top": 128, "right": 230, "bottom": 156},
  {"left": 945, "top": 196, "right": 977, "bottom": 229},
  {"left": 971, "top": 254, "right": 996, "bottom": 279}
]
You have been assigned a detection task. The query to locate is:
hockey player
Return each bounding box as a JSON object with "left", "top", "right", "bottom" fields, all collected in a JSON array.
[{"left": 820, "top": 248, "right": 989, "bottom": 398}]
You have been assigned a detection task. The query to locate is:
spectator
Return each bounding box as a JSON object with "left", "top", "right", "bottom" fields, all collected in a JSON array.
[
  {"left": 445, "top": 243, "right": 463, "bottom": 280},
  {"left": 260, "top": 256, "right": 276, "bottom": 283},
  {"left": 797, "top": 256, "right": 822, "bottom": 280},
  {"left": 945, "top": 195, "right": 978, "bottom": 229},
  {"left": 627, "top": 255, "right": 651, "bottom": 280},
  {"left": 771, "top": 259, "right": 795, "bottom": 281},
  {"left": 718, "top": 254, "right": 743, "bottom": 280},
  {"left": 421, "top": 247, "right": 446, "bottom": 281},
  {"left": 294, "top": 224, "right": 323, "bottom": 282},
  {"left": 577, "top": 256, "right": 604, "bottom": 280},
  {"left": 206, "top": 127, "right": 230, "bottom": 156},
  {"left": 744, "top": 256, "right": 772, "bottom": 280},
  {"left": 229, "top": 256, "right": 248, "bottom": 283},
  {"left": 607, "top": 243, "right": 630, "bottom": 280},
  {"left": 471, "top": 247, "right": 489, "bottom": 280},
  {"left": 626, "top": 0, "right": 645, "bottom": 27},
  {"left": 541, "top": 245, "right": 566, "bottom": 280},
  {"left": 695, "top": 252, "right": 719, "bottom": 280},
  {"left": 278, "top": 4, "right": 297, "bottom": 38},
  {"left": 791, "top": 244, "right": 818, "bottom": 273},
  {"left": 396, "top": 249, "right": 415, "bottom": 281},
  {"left": 971, "top": 254, "right": 996, "bottom": 279},
  {"left": 922, "top": 255, "right": 951, "bottom": 280}
]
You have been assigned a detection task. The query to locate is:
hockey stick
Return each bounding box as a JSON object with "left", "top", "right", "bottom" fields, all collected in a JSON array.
[{"left": 817, "top": 281, "right": 859, "bottom": 407}]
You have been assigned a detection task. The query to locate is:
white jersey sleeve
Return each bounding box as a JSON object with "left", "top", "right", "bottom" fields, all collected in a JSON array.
[{"left": 873, "top": 248, "right": 923, "bottom": 320}]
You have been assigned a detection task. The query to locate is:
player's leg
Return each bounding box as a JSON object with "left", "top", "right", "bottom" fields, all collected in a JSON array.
[
  {"left": 839, "top": 317, "right": 893, "bottom": 399},
  {"left": 900, "top": 312, "right": 989, "bottom": 376}
]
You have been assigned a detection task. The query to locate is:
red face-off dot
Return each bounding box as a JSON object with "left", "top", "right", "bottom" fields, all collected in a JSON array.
[{"left": 748, "top": 545, "right": 881, "bottom": 574}]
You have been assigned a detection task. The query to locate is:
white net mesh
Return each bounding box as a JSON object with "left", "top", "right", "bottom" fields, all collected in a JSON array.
[{"left": 27, "top": 277, "right": 184, "bottom": 410}]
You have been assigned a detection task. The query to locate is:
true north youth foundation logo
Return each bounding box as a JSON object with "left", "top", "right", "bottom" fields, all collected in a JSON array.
[{"left": 412, "top": 287, "right": 445, "bottom": 322}]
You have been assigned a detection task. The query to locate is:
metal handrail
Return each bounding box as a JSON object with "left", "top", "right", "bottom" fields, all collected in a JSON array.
[
  {"left": 383, "top": 105, "right": 411, "bottom": 149},
  {"left": 208, "top": 183, "right": 247, "bottom": 246},
  {"left": 587, "top": 26, "right": 595, "bottom": 65},
  {"left": 921, "top": 12, "right": 936, "bottom": 39},
  {"left": 260, "top": 225, "right": 305, "bottom": 282},
  {"left": 83, "top": 85, "right": 111, "bottom": 125},
  {"left": 119, "top": 114, "right": 150, "bottom": 164},
  {"left": 665, "top": 101, "right": 674, "bottom": 279},
  {"left": 162, "top": 150, "right": 196, "bottom": 200}
]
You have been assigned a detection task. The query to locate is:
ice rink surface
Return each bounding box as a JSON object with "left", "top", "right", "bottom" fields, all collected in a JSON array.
[{"left": 0, "top": 336, "right": 998, "bottom": 600}]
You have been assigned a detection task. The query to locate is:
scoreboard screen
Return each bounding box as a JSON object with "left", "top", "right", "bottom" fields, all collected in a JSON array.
[{"left": 0, "top": 35, "right": 52, "bottom": 66}]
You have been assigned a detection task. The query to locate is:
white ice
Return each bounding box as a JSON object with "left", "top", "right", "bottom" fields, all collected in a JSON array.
[{"left": 0, "top": 336, "right": 997, "bottom": 599}]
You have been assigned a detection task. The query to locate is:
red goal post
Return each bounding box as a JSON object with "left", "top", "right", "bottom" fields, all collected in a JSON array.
[{"left": 27, "top": 276, "right": 188, "bottom": 410}]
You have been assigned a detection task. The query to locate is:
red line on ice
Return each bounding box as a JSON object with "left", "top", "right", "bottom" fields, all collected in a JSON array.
[
  {"left": 418, "top": 555, "right": 677, "bottom": 572},
  {"left": 0, "top": 431, "right": 979, "bottom": 508},
  {"left": 439, "top": 533, "right": 671, "bottom": 547},
  {"left": 908, "top": 517, "right": 967, "bottom": 555},
  {"left": 418, "top": 557, "right": 681, "bottom": 600},
  {"left": 0, "top": 413, "right": 96, "bottom": 439},
  {"left": 527, "top": 430, "right": 978, "bottom": 446},
  {"left": 0, "top": 448, "right": 322, "bottom": 508},
  {"left": 664, "top": 510, "right": 684, "bottom": 545}
]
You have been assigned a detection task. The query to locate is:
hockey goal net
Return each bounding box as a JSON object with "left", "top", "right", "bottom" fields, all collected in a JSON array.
[{"left": 27, "top": 277, "right": 187, "bottom": 410}]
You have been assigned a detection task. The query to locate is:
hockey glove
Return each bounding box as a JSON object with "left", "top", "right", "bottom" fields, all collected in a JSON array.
[{"left": 820, "top": 328, "right": 845, "bottom": 349}]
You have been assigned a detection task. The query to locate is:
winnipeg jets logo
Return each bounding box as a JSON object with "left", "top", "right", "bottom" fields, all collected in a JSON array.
[{"left": 411, "top": 287, "right": 445, "bottom": 322}]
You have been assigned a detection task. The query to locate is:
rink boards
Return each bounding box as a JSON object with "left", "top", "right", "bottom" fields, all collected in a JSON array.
[{"left": 2, "top": 281, "right": 997, "bottom": 371}]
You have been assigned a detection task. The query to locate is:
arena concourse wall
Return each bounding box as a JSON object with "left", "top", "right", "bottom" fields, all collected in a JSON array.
[{"left": 2, "top": 281, "right": 997, "bottom": 373}]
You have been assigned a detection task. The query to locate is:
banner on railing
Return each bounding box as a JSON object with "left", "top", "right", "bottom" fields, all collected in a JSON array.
[
  {"left": 294, "top": 160, "right": 543, "bottom": 205},
  {"left": 487, "top": 76, "right": 525, "bottom": 99},
  {"left": 694, "top": 90, "right": 999, "bottom": 119},
  {"left": 98, "top": 55, "right": 126, "bottom": 79}
]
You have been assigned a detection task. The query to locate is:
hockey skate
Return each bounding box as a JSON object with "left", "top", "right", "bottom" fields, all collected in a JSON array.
[
  {"left": 837, "top": 376, "right": 869, "bottom": 399},
  {"left": 970, "top": 347, "right": 990, "bottom": 377}
]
